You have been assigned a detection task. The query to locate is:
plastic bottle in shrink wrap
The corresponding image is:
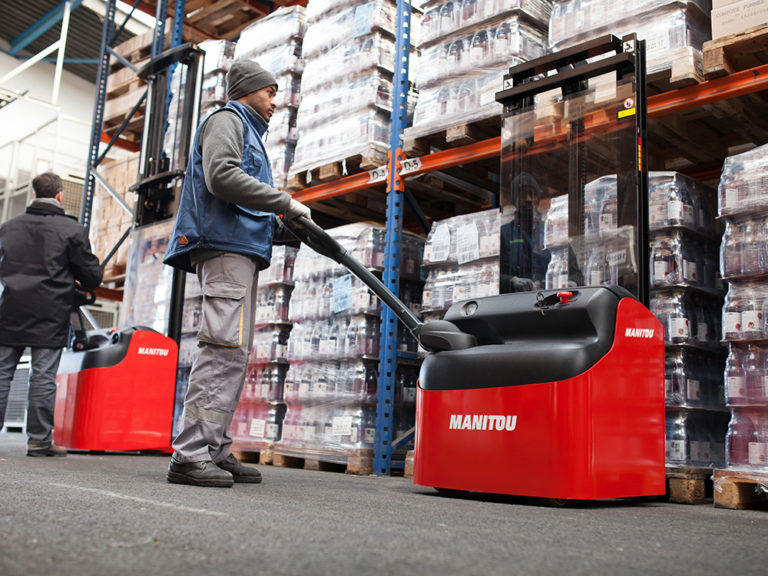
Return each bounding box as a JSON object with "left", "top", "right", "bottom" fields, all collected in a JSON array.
[
  {"left": 722, "top": 286, "right": 744, "bottom": 341},
  {"left": 725, "top": 345, "right": 748, "bottom": 404},
  {"left": 749, "top": 417, "right": 768, "bottom": 469},
  {"left": 745, "top": 344, "right": 768, "bottom": 403},
  {"left": 739, "top": 218, "right": 761, "bottom": 277},
  {"left": 727, "top": 409, "right": 755, "bottom": 468},
  {"left": 720, "top": 221, "right": 741, "bottom": 279}
]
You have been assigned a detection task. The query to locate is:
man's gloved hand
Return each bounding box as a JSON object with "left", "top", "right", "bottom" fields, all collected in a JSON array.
[{"left": 286, "top": 198, "right": 311, "bottom": 221}]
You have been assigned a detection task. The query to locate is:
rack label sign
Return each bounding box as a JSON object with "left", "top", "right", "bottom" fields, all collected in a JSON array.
[
  {"left": 400, "top": 157, "right": 422, "bottom": 175},
  {"left": 368, "top": 167, "right": 388, "bottom": 184}
]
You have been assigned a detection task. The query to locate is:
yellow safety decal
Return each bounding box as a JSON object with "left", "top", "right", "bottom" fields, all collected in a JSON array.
[{"left": 618, "top": 107, "right": 636, "bottom": 119}]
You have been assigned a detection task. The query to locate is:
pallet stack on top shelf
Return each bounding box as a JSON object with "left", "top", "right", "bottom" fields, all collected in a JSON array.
[
  {"left": 90, "top": 152, "right": 139, "bottom": 283},
  {"left": 275, "top": 222, "right": 423, "bottom": 474},
  {"left": 103, "top": 25, "right": 168, "bottom": 144},
  {"left": 548, "top": 0, "right": 711, "bottom": 91},
  {"left": 406, "top": 0, "right": 551, "bottom": 154},
  {"left": 234, "top": 6, "right": 306, "bottom": 189},
  {"left": 287, "top": 0, "right": 416, "bottom": 192},
  {"left": 646, "top": 172, "right": 729, "bottom": 504},
  {"left": 714, "top": 142, "right": 768, "bottom": 510},
  {"left": 196, "top": 39, "right": 237, "bottom": 119}
]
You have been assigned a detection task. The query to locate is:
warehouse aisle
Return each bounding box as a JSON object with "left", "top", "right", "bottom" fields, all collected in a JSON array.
[{"left": 0, "top": 431, "right": 765, "bottom": 576}]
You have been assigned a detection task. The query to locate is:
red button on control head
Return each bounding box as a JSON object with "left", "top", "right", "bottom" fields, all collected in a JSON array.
[{"left": 557, "top": 291, "right": 573, "bottom": 304}]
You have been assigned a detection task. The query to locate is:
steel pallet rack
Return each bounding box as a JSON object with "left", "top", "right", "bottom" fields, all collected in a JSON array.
[{"left": 84, "top": 1, "right": 768, "bottom": 476}]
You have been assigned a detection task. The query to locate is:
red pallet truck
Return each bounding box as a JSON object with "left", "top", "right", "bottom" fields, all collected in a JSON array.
[
  {"left": 282, "top": 216, "right": 665, "bottom": 501},
  {"left": 283, "top": 34, "right": 665, "bottom": 501},
  {"left": 54, "top": 293, "right": 177, "bottom": 452}
]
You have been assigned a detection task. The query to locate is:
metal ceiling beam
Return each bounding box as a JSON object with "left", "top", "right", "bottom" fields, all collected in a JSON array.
[{"left": 7, "top": 0, "right": 84, "bottom": 56}]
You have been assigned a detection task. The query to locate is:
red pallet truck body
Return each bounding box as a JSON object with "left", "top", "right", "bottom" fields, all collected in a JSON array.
[{"left": 54, "top": 327, "right": 177, "bottom": 452}]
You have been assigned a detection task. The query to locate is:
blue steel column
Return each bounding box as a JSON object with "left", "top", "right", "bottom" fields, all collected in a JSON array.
[
  {"left": 80, "top": 0, "right": 116, "bottom": 230},
  {"left": 375, "top": 0, "right": 412, "bottom": 476}
]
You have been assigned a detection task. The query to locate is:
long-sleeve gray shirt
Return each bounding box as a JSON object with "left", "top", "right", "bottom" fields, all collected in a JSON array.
[{"left": 199, "top": 106, "right": 292, "bottom": 215}]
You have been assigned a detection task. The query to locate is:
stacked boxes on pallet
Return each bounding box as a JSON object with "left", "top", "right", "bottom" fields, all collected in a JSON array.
[
  {"left": 646, "top": 172, "right": 728, "bottom": 468},
  {"left": 198, "top": 39, "right": 237, "bottom": 118},
  {"left": 230, "top": 246, "right": 298, "bottom": 455},
  {"left": 290, "top": 0, "right": 415, "bottom": 179},
  {"left": 90, "top": 153, "right": 139, "bottom": 280},
  {"left": 421, "top": 209, "right": 501, "bottom": 322},
  {"left": 162, "top": 37, "right": 236, "bottom": 168},
  {"left": 279, "top": 223, "right": 424, "bottom": 465},
  {"left": 408, "top": 1, "right": 550, "bottom": 139},
  {"left": 548, "top": 0, "right": 711, "bottom": 79},
  {"left": 235, "top": 7, "right": 306, "bottom": 188},
  {"left": 718, "top": 143, "right": 768, "bottom": 473},
  {"left": 104, "top": 23, "right": 170, "bottom": 142}
]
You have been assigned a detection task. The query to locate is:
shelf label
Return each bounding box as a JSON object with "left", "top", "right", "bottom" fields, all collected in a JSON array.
[
  {"left": 332, "top": 415, "right": 353, "bottom": 436},
  {"left": 430, "top": 223, "right": 451, "bottom": 262},
  {"left": 607, "top": 250, "right": 626, "bottom": 266},
  {"left": 456, "top": 222, "right": 480, "bottom": 264},
  {"left": 368, "top": 166, "right": 388, "bottom": 184},
  {"left": 249, "top": 418, "right": 266, "bottom": 438},
  {"left": 333, "top": 274, "right": 352, "bottom": 313},
  {"left": 400, "top": 157, "right": 422, "bottom": 175}
]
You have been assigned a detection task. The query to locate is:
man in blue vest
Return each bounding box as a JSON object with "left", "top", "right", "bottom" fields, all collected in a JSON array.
[{"left": 164, "top": 60, "right": 310, "bottom": 487}]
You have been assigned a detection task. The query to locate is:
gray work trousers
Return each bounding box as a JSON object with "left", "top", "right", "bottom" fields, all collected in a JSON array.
[
  {"left": 172, "top": 252, "right": 259, "bottom": 463},
  {"left": 0, "top": 346, "right": 63, "bottom": 444}
]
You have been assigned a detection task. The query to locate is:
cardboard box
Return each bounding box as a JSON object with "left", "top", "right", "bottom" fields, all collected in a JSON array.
[
  {"left": 713, "top": 0, "right": 743, "bottom": 7},
  {"left": 712, "top": 0, "right": 768, "bottom": 39}
]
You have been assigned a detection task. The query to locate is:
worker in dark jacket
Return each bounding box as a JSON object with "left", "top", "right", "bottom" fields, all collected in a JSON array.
[
  {"left": 0, "top": 172, "right": 102, "bottom": 456},
  {"left": 164, "top": 60, "right": 310, "bottom": 487}
]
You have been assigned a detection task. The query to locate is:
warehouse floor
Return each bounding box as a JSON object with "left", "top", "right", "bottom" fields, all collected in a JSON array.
[{"left": 0, "top": 431, "right": 766, "bottom": 576}]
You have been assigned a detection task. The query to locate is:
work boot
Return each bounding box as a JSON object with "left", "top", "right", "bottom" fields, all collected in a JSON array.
[
  {"left": 27, "top": 441, "right": 67, "bottom": 457},
  {"left": 166, "top": 459, "right": 234, "bottom": 487},
  {"left": 215, "top": 454, "right": 262, "bottom": 484}
]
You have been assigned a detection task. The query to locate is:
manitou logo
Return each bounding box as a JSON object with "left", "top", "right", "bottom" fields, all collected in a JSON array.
[
  {"left": 625, "top": 328, "right": 655, "bottom": 339},
  {"left": 137, "top": 347, "right": 170, "bottom": 356},
  {"left": 449, "top": 414, "right": 518, "bottom": 431}
]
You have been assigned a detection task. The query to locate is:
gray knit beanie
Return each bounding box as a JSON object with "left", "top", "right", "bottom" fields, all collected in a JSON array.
[{"left": 226, "top": 60, "right": 278, "bottom": 101}]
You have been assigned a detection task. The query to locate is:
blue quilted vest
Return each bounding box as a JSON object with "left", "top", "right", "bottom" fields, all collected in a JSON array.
[{"left": 164, "top": 100, "right": 276, "bottom": 273}]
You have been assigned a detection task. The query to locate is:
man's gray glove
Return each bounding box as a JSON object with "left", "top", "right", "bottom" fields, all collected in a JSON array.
[{"left": 286, "top": 198, "right": 311, "bottom": 221}]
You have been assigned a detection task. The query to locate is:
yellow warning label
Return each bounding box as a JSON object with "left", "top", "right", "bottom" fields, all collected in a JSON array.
[{"left": 618, "top": 107, "right": 636, "bottom": 119}]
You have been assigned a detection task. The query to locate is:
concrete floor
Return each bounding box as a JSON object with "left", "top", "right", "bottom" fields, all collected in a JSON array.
[{"left": 0, "top": 431, "right": 766, "bottom": 576}]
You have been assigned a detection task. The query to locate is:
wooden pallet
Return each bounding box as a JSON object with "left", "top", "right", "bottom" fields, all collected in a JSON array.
[
  {"left": 272, "top": 449, "right": 374, "bottom": 475},
  {"left": 404, "top": 116, "right": 501, "bottom": 158},
  {"left": 106, "top": 66, "right": 147, "bottom": 101},
  {"left": 404, "top": 450, "right": 415, "bottom": 479},
  {"left": 102, "top": 107, "right": 146, "bottom": 144},
  {"left": 137, "top": 0, "right": 303, "bottom": 41},
  {"left": 646, "top": 49, "right": 705, "bottom": 94},
  {"left": 286, "top": 148, "right": 388, "bottom": 192},
  {"left": 666, "top": 466, "right": 714, "bottom": 504},
  {"left": 713, "top": 469, "right": 768, "bottom": 510},
  {"left": 231, "top": 444, "right": 274, "bottom": 466},
  {"left": 703, "top": 24, "right": 768, "bottom": 79}
]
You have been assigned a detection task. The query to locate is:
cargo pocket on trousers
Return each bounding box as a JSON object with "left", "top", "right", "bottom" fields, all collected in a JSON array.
[{"left": 198, "top": 281, "right": 247, "bottom": 347}]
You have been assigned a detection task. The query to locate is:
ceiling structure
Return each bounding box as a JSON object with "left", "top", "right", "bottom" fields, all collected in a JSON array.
[{"left": 0, "top": 0, "right": 150, "bottom": 85}]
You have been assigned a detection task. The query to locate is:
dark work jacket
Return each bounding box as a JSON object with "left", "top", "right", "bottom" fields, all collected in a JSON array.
[
  {"left": 0, "top": 201, "right": 102, "bottom": 347},
  {"left": 164, "top": 100, "right": 277, "bottom": 273}
]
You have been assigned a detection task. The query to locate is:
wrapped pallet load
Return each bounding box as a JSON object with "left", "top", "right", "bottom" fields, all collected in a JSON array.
[
  {"left": 289, "top": 0, "right": 418, "bottom": 182},
  {"left": 277, "top": 222, "right": 424, "bottom": 470},
  {"left": 407, "top": 0, "right": 551, "bottom": 141}
]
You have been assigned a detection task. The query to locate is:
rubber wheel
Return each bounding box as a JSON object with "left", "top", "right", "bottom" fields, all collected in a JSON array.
[
  {"left": 435, "top": 488, "right": 469, "bottom": 497},
  {"left": 540, "top": 497, "right": 569, "bottom": 507}
]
